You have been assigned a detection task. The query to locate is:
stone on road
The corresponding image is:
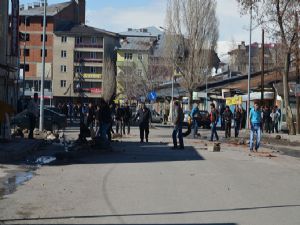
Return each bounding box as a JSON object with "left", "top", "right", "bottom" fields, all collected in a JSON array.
[{"left": 0, "top": 127, "right": 299, "bottom": 225}]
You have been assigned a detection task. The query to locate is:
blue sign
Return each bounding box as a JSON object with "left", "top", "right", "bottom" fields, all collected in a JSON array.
[{"left": 148, "top": 91, "right": 157, "bottom": 101}]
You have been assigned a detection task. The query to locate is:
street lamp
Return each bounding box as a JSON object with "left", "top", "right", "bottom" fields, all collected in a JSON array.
[{"left": 39, "top": 0, "right": 47, "bottom": 131}]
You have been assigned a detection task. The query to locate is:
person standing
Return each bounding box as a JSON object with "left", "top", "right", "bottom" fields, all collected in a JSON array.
[
  {"left": 263, "top": 106, "right": 271, "bottom": 133},
  {"left": 270, "top": 107, "right": 279, "bottom": 133},
  {"left": 223, "top": 106, "right": 233, "bottom": 138},
  {"left": 99, "top": 98, "right": 112, "bottom": 143},
  {"left": 123, "top": 103, "right": 132, "bottom": 135},
  {"left": 134, "top": 103, "right": 151, "bottom": 143},
  {"left": 172, "top": 101, "right": 184, "bottom": 149},
  {"left": 94, "top": 105, "right": 101, "bottom": 137},
  {"left": 115, "top": 104, "right": 124, "bottom": 136},
  {"left": 249, "top": 102, "right": 262, "bottom": 152},
  {"left": 190, "top": 103, "right": 200, "bottom": 138},
  {"left": 27, "top": 93, "right": 39, "bottom": 139},
  {"left": 209, "top": 103, "right": 219, "bottom": 141},
  {"left": 86, "top": 103, "right": 95, "bottom": 129},
  {"left": 233, "top": 105, "right": 242, "bottom": 138}
]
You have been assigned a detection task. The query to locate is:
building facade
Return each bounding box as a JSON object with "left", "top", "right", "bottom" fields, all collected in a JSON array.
[
  {"left": 53, "top": 25, "right": 118, "bottom": 104},
  {"left": 19, "top": 0, "right": 85, "bottom": 104},
  {"left": 0, "top": 0, "right": 19, "bottom": 107}
]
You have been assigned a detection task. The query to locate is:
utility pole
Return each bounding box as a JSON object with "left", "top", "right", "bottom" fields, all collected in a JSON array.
[
  {"left": 246, "top": 5, "right": 253, "bottom": 129},
  {"left": 261, "top": 29, "right": 264, "bottom": 103},
  {"left": 295, "top": 12, "right": 300, "bottom": 134},
  {"left": 22, "top": 16, "right": 28, "bottom": 96},
  {"left": 39, "top": 0, "right": 47, "bottom": 131}
]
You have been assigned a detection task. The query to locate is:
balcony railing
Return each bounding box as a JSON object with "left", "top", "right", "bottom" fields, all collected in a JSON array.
[
  {"left": 75, "top": 43, "right": 103, "bottom": 48},
  {"left": 74, "top": 58, "right": 103, "bottom": 63}
]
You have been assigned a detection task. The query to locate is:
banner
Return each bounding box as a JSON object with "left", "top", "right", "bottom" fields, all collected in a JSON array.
[{"left": 11, "top": 0, "right": 19, "bottom": 56}]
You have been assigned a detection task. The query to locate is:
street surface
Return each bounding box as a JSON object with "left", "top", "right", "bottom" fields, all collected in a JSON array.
[{"left": 0, "top": 127, "right": 300, "bottom": 225}]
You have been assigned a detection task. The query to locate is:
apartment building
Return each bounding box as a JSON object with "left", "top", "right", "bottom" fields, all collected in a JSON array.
[
  {"left": 53, "top": 24, "right": 118, "bottom": 104},
  {"left": 19, "top": 0, "right": 85, "bottom": 104}
]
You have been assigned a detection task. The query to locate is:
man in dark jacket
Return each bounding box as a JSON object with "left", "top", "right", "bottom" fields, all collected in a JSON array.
[
  {"left": 233, "top": 105, "right": 242, "bottom": 138},
  {"left": 223, "top": 105, "right": 233, "bottom": 138},
  {"left": 172, "top": 101, "right": 184, "bottom": 149},
  {"left": 123, "top": 103, "right": 132, "bottom": 135},
  {"left": 134, "top": 103, "right": 151, "bottom": 143}
]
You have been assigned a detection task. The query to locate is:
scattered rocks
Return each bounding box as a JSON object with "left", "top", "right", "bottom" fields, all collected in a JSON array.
[
  {"left": 275, "top": 135, "right": 281, "bottom": 140},
  {"left": 208, "top": 142, "right": 221, "bottom": 152},
  {"left": 46, "top": 134, "right": 57, "bottom": 141},
  {"left": 238, "top": 138, "right": 245, "bottom": 145}
]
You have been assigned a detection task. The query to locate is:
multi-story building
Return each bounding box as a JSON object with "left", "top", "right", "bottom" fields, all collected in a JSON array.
[
  {"left": 228, "top": 41, "right": 277, "bottom": 75},
  {"left": 53, "top": 24, "right": 118, "bottom": 104},
  {"left": 116, "top": 27, "right": 166, "bottom": 101},
  {"left": 19, "top": 0, "right": 85, "bottom": 104}
]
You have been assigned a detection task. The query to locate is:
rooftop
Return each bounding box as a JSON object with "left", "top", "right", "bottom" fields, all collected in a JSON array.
[
  {"left": 118, "top": 37, "right": 157, "bottom": 51},
  {"left": 19, "top": 1, "right": 72, "bottom": 17},
  {"left": 55, "top": 24, "right": 118, "bottom": 37}
]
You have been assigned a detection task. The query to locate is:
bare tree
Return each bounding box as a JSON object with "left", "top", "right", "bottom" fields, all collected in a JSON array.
[
  {"left": 102, "top": 58, "right": 116, "bottom": 103},
  {"left": 164, "top": 0, "right": 219, "bottom": 109},
  {"left": 237, "top": 0, "right": 300, "bottom": 135}
]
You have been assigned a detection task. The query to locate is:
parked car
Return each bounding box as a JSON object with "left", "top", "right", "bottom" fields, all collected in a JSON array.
[
  {"left": 11, "top": 108, "right": 67, "bottom": 132},
  {"left": 150, "top": 110, "right": 164, "bottom": 123},
  {"left": 183, "top": 110, "right": 211, "bottom": 129}
]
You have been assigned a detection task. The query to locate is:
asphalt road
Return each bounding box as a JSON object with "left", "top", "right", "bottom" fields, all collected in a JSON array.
[{"left": 0, "top": 127, "right": 300, "bottom": 225}]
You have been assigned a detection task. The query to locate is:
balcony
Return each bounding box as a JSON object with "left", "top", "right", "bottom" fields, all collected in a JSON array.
[
  {"left": 116, "top": 61, "right": 134, "bottom": 67},
  {"left": 75, "top": 43, "right": 103, "bottom": 49},
  {"left": 75, "top": 73, "right": 102, "bottom": 79},
  {"left": 74, "top": 58, "right": 103, "bottom": 64}
]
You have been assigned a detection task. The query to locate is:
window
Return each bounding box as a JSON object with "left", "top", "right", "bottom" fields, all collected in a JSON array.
[
  {"left": 124, "top": 53, "right": 133, "bottom": 60},
  {"left": 137, "top": 69, "right": 143, "bottom": 76},
  {"left": 20, "top": 64, "right": 29, "bottom": 72},
  {"left": 60, "top": 80, "right": 66, "bottom": 87},
  {"left": 90, "top": 52, "right": 97, "bottom": 59},
  {"left": 91, "top": 37, "right": 97, "bottom": 44},
  {"left": 60, "top": 65, "right": 67, "bottom": 73},
  {"left": 90, "top": 67, "right": 97, "bottom": 73},
  {"left": 61, "top": 36, "right": 67, "bottom": 43},
  {"left": 138, "top": 54, "right": 143, "bottom": 60},
  {"left": 61, "top": 50, "right": 67, "bottom": 58},
  {"left": 25, "top": 18, "right": 30, "bottom": 26},
  {"left": 24, "top": 48, "right": 30, "bottom": 57},
  {"left": 75, "top": 52, "right": 82, "bottom": 59},
  {"left": 25, "top": 34, "right": 30, "bottom": 41},
  {"left": 40, "top": 49, "right": 47, "bottom": 57},
  {"left": 75, "top": 67, "right": 82, "bottom": 73},
  {"left": 76, "top": 37, "right": 82, "bottom": 44},
  {"left": 41, "top": 34, "right": 47, "bottom": 42}
]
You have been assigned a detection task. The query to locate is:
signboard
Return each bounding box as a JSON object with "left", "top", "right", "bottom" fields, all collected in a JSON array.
[
  {"left": 296, "top": 84, "right": 300, "bottom": 97},
  {"left": 147, "top": 91, "right": 157, "bottom": 101},
  {"left": 82, "top": 73, "right": 102, "bottom": 79},
  {"left": 226, "top": 96, "right": 242, "bottom": 106},
  {"left": 11, "top": 0, "right": 19, "bottom": 56}
]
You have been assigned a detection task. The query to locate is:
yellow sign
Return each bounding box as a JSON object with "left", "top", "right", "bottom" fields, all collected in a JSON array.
[
  {"left": 226, "top": 96, "right": 242, "bottom": 106},
  {"left": 82, "top": 73, "right": 102, "bottom": 79}
]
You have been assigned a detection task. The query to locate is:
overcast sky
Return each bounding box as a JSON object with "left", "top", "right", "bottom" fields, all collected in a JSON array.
[{"left": 20, "top": 0, "right": 263, "bottom": 56}]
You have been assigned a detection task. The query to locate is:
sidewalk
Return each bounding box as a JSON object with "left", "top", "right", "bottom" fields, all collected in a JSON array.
[{"left": 0, "top": 139, "right": 43, "bottom": 163}]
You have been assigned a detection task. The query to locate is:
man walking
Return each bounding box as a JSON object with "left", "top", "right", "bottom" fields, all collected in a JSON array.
[
  {"left": 134, "top": 103, "right": 151, "bottom": 143},
  {"left": 209, "top": 103, "right": 219, "bottom": 141},
  {"left": 27, "top": 93, "right": 39, "bottom": 139},
  {"left": 249, "top": 102, "right": 262, "bottom": 152},
  {"left": 172, "top": 101, "right": 184, "bottom": 149},
  {"left": 190, "top": 103, "right": 200, "bottom": 138},
  {"left": 223, "top": 105, "right": 233, "bottom": 138}
]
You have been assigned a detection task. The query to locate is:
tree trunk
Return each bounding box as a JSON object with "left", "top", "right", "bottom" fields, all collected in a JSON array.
[
  {"left": 188, "top": 90, "right": 193, "bottom": 110},
  {"left": 283, "top": 52, "right": 296, "bottom": 135}
]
